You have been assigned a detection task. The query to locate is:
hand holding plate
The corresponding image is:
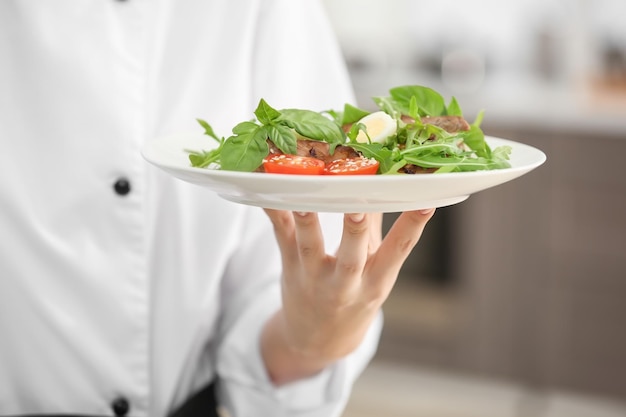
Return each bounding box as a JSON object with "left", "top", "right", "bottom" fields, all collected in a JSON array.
[{"left": 260, "top": 208, "right": 435, "bottom": 385}]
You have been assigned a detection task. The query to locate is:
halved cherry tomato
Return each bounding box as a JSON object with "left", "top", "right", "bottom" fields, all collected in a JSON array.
[
  {"left": 262, "top": 154, "right": 326, "bottom": 175},
  {"left": 324, "top": 157, "right": 380, "bottom": 175}
]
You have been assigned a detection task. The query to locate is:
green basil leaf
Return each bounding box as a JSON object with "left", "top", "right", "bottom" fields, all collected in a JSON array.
[
  {"left": 324, "top": 109, "right": 342, "bottom": 126},
  {"left": 341, "top": 103, "right": 370, "bottom": 125},
  {"left": 278, "top": 109, "right": 345, "bottom": 144},
  {"left": 232, "top": 121, "right": 260, "bottom": 135},
  {"left": 254, "top": 99, "right": 281, "bottom": 125},
  {"left": 220, "top": 128, "right": 269, "bottom": 172},
  {"left": 472, "top": 109, "right": 485, "bottom": 127},
  {"left": 409, "top": 96, "right": 419, "bottom": 119},
  {"left": 389, "top": 85, "right": 447, "bottom": 116},
  {"left": 447, "top": 97, "right": 462, "bottom": 117},
  {"left": 266, "top": 124, "right": 297, "bottom": 155}
]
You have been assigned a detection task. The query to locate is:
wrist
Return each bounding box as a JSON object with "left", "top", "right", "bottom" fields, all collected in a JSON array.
[{"left": 260, "top": 310, "right": 338, "bottom": 386}]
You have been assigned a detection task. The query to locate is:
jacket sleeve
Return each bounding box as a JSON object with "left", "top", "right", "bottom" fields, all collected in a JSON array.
[{"left": 215, "top": 206, "right": 382, "bottom": 417}]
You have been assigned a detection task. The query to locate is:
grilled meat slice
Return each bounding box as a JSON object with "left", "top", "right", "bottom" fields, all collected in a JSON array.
[
  {"left": 267, "top": 139, "right": 360, "bottom": 163},
  {"left": 422, "top": 115, "right": 471, "bottom": 133},
  {"left": 259, "top": 139, "right": 361, "bottom": 172},
  {"left": 296, "top": 139, "right": 360, "bottom": 164},
  {"left": 401, "top": 115, "right": 471, "bottom": 133},
  {"left": 398, "top": 164, "right": 437, "bottom": 174}
]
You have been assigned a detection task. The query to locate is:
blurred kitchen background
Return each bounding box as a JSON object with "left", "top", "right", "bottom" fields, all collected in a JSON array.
[{"left": 319, "top": 0, "right": 626, "bottom": 416}]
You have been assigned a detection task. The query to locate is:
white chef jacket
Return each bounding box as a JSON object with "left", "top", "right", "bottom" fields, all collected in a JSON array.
[{"left": 0, "top": 1, "right": 382, "bottom": 416}]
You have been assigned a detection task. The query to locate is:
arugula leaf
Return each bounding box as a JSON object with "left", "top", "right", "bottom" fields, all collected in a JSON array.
[
  {"left": 278, "top": 109, "right": 345, "bottom": 144},
  {"left": 346, "top": 122, "right": 366, "bottom": 142},
  {"left": 402, "top": 141, "right": 465, "bottom": 158},
  {"left": 403, "top": 153, "right": 507, "bottom": 171},
  {"left": 382, "top": 158, "right": 409, "bottom": 175},
  {"left": 189, "top": 119, "right": 224, "bottom": 168},
  {"left": 460, "top": 125, "right": 491, "bottom": 158},
  {"left": 492, "top": 145, "right": 512, "bottom": 162},
  {"left": 188, "top": 146, "right": 222, "bottom": 168},
  {"left": 435, "top": 165, "right": 459, "bottom": 173},
  {"left": 372, "top": 96, "right": 400, "bottom": 118},
  {"left": 196, "top": 118, "right": 221, "bottom": 141},
  {"left": 347, "top": 142, "right": 397, "bottom": 173}
]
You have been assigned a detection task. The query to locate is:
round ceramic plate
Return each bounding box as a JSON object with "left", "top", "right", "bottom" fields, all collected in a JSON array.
[{"left": 142, "top": 133, "right": 546, "bottom": 213}]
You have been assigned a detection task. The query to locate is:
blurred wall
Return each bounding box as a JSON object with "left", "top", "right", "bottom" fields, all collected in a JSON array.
[
  {"left": 322, "top": 0, "right": 626, "bottom": 404},
  {"left": 323, "top": 0, "right": 626, "bottom": 101}
]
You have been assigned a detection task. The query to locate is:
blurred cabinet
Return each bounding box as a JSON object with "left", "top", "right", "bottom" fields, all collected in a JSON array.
[{"left": 452, "top": 126, "right": 626, "bottom": 400}]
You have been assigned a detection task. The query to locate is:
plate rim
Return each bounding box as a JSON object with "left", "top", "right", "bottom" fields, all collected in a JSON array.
[
  {"left": 141, "top": 133, "right": 547, "bottom": 212},
  {"left": 142, "top": 135, "right": 547, "bottom": 182}
]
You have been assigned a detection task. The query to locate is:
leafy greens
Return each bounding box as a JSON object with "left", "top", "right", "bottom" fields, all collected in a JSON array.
[{"left": 188, "top": 85, "right": 512, "bottom": 173}]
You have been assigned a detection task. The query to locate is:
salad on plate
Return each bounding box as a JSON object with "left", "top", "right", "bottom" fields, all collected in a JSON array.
[{"left": 187, "top": 85, "right": 512, "bottom": 176}]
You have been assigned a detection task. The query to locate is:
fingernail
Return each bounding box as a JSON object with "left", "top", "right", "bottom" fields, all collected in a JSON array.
[
  {"left": 295, "top": 211, "right": 309, "bottom": 217},
  {"left": 348, "top": 213, "right": 365, "bottom": 223},
  {"left": 419, "top": 208, "right": 435, "bottom": 215}
]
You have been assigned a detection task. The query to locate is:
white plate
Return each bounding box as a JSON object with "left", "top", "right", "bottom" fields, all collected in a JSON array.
[{"left": 142, "top": 133, "right": 546, "bottom": 213}]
